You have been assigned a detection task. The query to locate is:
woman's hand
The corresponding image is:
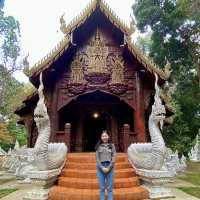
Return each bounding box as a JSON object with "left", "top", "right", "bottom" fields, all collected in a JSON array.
[{"left": 102, "top": 167, "right": 109, "bottom": 174}]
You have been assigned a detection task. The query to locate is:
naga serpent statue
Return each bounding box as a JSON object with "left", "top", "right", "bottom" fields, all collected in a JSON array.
[
  {"left": 16, "top": 73, "right": 67, "bottom": 178},
  {"left": 33, "top": 72, "right": 67, "bottom": 171},
  {"left": 128, "top": 73, "right": 166, "bottom": 170}
]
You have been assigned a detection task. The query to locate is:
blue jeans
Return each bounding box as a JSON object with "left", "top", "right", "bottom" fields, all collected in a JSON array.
[{"left": 97, "top": 161, "right": 114, "bottom": 200}]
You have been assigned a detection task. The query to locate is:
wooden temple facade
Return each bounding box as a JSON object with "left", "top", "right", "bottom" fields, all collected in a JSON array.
[{"left": 15, "top": 0, "right": 173, "bottom": 152}]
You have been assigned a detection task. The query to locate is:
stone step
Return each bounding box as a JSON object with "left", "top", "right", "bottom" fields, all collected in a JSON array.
[
  {"left": 58, "top": 177, "right": 139, "bottom": 189},
  {"left": 67, "top": 153, "right": 126, "bottom": 157},
  {"left": 67, "top": 154, "right": 126, "bottom": 163},
  {"left": 61, "top": 168, "right": 136, "bottom": 179},
  {"left": 49, "top": 186, "right": 149, "bottom": 200},
  {"left": 49, "top": 153, "right": 149, "bottom": 200},
  {"left": 65, "top": 161, "right": 131, "bottom": 170}
]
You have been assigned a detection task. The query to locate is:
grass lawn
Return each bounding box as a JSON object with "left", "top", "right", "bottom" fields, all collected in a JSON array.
[
  {"left": 178, "top": 187, "right": 200, "bottom": 199},
  {"left": 0, "top": 189, "right": 17, "bottom": 198},
  {"left": 0, "top": 178, "right": 15, "bottom": 185},
  {"left": 186, "top": 161, "right": 200, "bottom": 173},
  {"left": 178, "top": 161, "right": 200, "bottom": 186},
  {"left": 179, "top": 172, "right": 200, "bottom": 186},
  {"left": 177, "top": 161, "right": 200, "bottom": 198}
]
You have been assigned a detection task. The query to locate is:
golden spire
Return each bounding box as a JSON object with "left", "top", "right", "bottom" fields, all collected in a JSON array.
[
  {"left": 164, "top": 59, "right": 172, "bottom": 78},
  {"left": 60, "top": 13, "right": 66, "bottom": 34},
  {"left": 23, "top": 53, "right": 30, "bottom": 76},
  {"left": 129, "top": 15, "right": 136, "bottom": 35}
]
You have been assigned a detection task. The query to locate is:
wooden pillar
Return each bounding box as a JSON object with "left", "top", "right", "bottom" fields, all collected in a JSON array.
[
  {"left": 64, "top": 123, "right": 71, "bottom": 152},
  {"left": 111, "top": 116, "right": 118, "bottom": 151},
  {"left": 134, "top": 72, "right": 146, "bottom": 142},
  {"left": 122, "top": 124, "right": 130, "bottom": 152},
  {"left": 24, "top": 117, "right": 35, "bottom": 148},
  {"left": 75, "top": 115, "right": 83, "bottom": 152},
  {"left": 50, "top": 84, "right": 59, "bottom": 143}
]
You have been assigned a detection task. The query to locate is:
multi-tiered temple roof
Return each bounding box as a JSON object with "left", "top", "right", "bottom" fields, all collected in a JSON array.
[{"left": 16, "top": 0, "right": 173, "bottom": 116}]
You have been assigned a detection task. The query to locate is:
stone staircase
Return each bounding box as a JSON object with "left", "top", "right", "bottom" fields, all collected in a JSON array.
[{"left": 49, "top": 153, "right": 149, "bottom": 200}]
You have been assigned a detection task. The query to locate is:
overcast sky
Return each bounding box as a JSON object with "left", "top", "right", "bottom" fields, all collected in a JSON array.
[{"left": 4, "top": 0, "right": 135, "bottom": 82}]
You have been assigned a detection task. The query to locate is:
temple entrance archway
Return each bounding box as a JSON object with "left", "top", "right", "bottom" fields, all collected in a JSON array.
[
  {"left": 83, "top": 111, "right": 109, "bottom": 152},
  {"left": 58, "top": 91, "right": 134, "bottom": 152}
]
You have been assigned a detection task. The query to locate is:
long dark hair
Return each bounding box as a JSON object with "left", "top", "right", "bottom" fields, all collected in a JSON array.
[{"left": 95, "top": 130, "right": 112, "bottom": 151}]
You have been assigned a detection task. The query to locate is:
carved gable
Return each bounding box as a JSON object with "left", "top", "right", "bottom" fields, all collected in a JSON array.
[{"left": 57, "top": 27, "right": 136, "bottom": 110}]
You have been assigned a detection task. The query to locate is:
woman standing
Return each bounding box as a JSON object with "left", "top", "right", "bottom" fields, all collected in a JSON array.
[{"left": 95, "top": 130, "right": 116, "bottom": 200}]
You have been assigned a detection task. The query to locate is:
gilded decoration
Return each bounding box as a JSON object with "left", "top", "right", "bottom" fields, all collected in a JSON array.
[
  {"left": 68, "top": 55, "right": 86, "bottom": 94},
  {"left": 164, "top": 60, "right": 172, "bottom": 79},
  {"left": 109, "top": 55, "right": 127, "bottom": 94},
  {"left": 85, "top": 28, "right": 110, "bottom": 84}
]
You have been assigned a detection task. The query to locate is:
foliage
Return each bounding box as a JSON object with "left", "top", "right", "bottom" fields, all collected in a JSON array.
[
  {"left": 135, "top": 34, "right": 152, "bottom": 55},
  {"left": 0, "top": 65, "right": 24, "bottom": 118},
  {"left": 0, "top": 0, "right": 22, "bottom": 111},
  {"left": 0, "top": 65, "right": 28, "bottom": 149},
  {"left": 7, "top": 121, "right": 27, "bottom": 146},
  {"left": 0, "top": 122, "right": 13, "bottom": 147},
  {"left": 0, "top": 0, "right": 20, "bottom": 71},
  {"left": 133, "top": 0, "right": 200, "bottom": 154}
]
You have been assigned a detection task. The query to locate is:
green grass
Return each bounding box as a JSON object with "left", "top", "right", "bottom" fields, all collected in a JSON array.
[
  {"left": 178, "top": 161, "right": 200, "bottom": 186},
  {"left": 178, "top": 187, "right": 200, "bottom": 199},
  {"left": 179, "top": 172, "right": 200, "bottom": 186},
  {"left": 176, "top": 161, "right": 200, "bottom": 198},
  {"left": 0, "top": 189, "right": 17, "bottom": 198}
]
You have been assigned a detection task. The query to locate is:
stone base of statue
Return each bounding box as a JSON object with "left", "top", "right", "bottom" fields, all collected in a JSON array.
[
  {"left": 23, "top": 188, "right": 49, "bottom": 200},
  {"left": 23, "top": 168, "right": 62, "bottom": 200},
  {"left": 135, "top": 168, "right": 175, "bottom": 199},
  {"left": 27, "top": 168, "right": 62, "bottom": 187}
]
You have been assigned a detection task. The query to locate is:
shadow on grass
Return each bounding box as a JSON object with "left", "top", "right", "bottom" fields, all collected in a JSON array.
[
  {"left": 177, "top": 161, "right": 200, "bottom": 199},
  {"left": 178, "top": 161, "right": 200, "bottom": 186},
  {"left": 0, "top": 189, "right": 17, "bottom": 198},
  {"left": 0, "top": 178, "right": 15, "bottom": 185},
  {"left": 179, "top": 172, "right": 200, "bottom": 186},
  {"left": 186, "top": 161, "right": 200, "bottom": 173},
  {"left": 178, "top": 187, "right": 200, "bottom": 199}
]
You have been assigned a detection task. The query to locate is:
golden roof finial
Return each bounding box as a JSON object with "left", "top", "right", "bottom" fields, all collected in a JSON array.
[
  {"left": 95, "top": 27, "right": 101, "bottom": 40},
  {"left": 164, "top": 58, "right": 172, "bottom": 78},
  {"left": 96, "top": 0, "right": 102, "bottom": 4},
  {"left": 23, "top": 53, "right": 30, "bottom": 76},
  {"left": 60, "top": 12, "right": 66, "bottom": 34},
  {"left": 129, "top": 14, "right": 136, "bottom": 35}
]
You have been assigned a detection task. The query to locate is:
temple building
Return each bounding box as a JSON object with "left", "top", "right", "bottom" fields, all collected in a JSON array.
[{"left": 15, "top": 0, "right": 173, "bottom": 152}]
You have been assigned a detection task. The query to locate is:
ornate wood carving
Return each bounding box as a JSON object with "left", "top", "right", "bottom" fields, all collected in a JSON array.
[
  {"left": 57, "top": 28, "right": 136, "bottom": 110},
  {"left": 109, "top": 55, "right": 127, "bottom": 94},
  {"left": 68, "top": 54, "right": 86, "bottom": 94},
  {"left": 85, "top": 28, "right": 110, "bottom": 84}
]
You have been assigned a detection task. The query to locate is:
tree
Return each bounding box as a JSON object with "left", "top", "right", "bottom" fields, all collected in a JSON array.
[
  {"left": 0, "top": 0, "right": 22, "bottom": 110},
  {"left": 135, "top": 34, "right": 152, "bottom": 56},
  {"left": 132, "top": 0, "right": 200, "bottom": 155},
  {"left": 0, "top": 64, "right": 28, "bottom": 147},
  {"left": 0, "top": 0, "right": 21, "bottom": 71}
]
